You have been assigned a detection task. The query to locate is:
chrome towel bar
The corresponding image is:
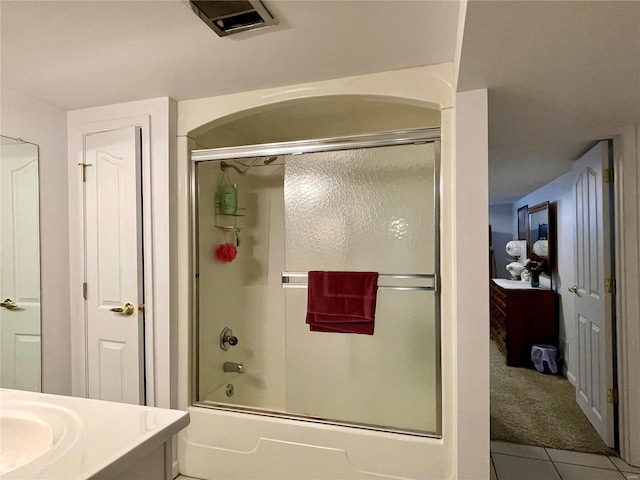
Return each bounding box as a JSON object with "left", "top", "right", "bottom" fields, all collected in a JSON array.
[{"left": 281, "top": 272, "right": 437, "bottom": 292}]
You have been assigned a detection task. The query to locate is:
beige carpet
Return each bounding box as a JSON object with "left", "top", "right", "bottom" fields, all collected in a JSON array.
[{"left": 490, "top": 340, "right": 616, "bottom": 455}]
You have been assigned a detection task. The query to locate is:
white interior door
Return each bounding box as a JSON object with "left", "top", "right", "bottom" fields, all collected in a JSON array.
[
  {"left": 0, "top": 146, "right": 41, "bottom": 391},
  {"left": 572, "top": 140, "right": 615, "bottom": 447},
  {"left": 84, "top": 127, "right": 144, "bottom": 405}
]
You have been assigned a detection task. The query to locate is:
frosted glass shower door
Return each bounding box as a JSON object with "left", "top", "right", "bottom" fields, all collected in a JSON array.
[{"left": 284, "top": 142, "right": 439, "bottom": 434}]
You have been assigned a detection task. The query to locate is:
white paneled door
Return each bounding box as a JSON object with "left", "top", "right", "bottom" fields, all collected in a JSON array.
[
  {"left": 572, "top": 140, "right": 615, "bottom": 447},
  {"left": 0, "top": 150, "right": 41, "bottom": 391},
  {"left": 84, "top": 127, "right": 144, "bottom": 405}
]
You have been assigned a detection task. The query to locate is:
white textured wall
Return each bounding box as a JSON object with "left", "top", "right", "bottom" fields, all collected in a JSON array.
[
  {"left": 619, "top": 126, "right": 640, "bottom": 466},
  {"left": 0, "top": 88, "right": 71, "bottom": 395},
  {"left": 455, "top": 88, "right": 489, "bottom": 480},
  {"left": 197, "top": 161, "right": 286, "bottom": 409}
]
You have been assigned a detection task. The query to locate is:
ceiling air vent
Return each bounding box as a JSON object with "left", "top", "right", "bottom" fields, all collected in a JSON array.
[{"left": 187, "top": 1, "right": 278, "bottom": 37}]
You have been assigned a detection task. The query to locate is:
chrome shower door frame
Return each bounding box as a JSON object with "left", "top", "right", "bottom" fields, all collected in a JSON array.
[{"left": 189, "top": 127, "right": 442, "bottom": 437}]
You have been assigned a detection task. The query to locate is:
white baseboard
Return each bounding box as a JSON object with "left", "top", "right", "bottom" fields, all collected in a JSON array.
[{"left": 172, "top": 459, "right": 180, "bottom": 479}]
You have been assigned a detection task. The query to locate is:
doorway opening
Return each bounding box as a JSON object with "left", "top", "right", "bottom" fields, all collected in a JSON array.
[{"left": 488, "top": 139, "right": 618, "bottom": 456}]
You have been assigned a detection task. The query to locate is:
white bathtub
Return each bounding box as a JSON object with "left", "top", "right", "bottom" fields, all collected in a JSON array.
[{"left": 178, "top": 405, "right": 451, "bottom": 480}]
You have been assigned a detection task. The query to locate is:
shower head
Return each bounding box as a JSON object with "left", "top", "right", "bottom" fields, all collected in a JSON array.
[{"left": 221, "top": 156, "right": 280, "bottom": 176}]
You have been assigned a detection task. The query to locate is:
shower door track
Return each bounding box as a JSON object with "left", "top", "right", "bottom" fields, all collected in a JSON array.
[
  {"left": 195, "top": 401, "right": 436, "bottom": 438},
  {"left": 189, "top": 127, "right": 442, "bottom": 438},
  {"left": 191, "top": 127, "right": 441, "bottom": 161}
]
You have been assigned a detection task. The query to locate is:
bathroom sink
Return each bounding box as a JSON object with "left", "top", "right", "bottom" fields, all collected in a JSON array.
[
  {"left": 0, "top": 389, "right": 189, "bottom": 479},
  {"left": 0, "top": 413, "right": 54, "bottom": 475},
  {"left": 0, "top": 399, "right": 83, "bottom": 478}
]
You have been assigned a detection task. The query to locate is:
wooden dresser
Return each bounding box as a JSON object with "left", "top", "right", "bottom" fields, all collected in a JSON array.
[{"left": 490, "top": 279, "right": 558, "bottom": 366}]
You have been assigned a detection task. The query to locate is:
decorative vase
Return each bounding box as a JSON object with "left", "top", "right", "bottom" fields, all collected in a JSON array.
[{"left": 530, "top": 270, "right": 540, "bottom": 287}]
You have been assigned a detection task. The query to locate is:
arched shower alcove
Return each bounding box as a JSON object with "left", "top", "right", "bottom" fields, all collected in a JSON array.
[
  {"left": 175, "top": 66, "right": 458, "bottom": 480},
  {"left": 188, "top": 94, "right": 441, "bottom": 148}
]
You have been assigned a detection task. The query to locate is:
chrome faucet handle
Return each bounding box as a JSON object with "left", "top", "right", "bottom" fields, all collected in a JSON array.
[{"left": 220, "top": 326, "right": 239, "bottom": 351}]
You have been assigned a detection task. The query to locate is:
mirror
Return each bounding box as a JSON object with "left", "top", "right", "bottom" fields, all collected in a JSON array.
[
  {"left": 527, "top": 201, "right": 551, "bottom": 274},
  {"left": 1, "top": 135, "right": 41, "bottom": 392}
]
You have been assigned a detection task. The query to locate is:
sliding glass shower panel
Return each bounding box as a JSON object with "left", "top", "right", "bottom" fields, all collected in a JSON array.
[{"left": 284, "top": 143, "right": 438, "bottom": 433}]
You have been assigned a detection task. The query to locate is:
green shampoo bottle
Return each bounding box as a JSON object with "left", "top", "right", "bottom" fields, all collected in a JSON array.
[{"left": 219, "top": 183, "right": 237, "bottom": 214}]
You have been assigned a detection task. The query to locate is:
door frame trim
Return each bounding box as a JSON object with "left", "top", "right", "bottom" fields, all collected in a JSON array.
[
  {"left": 612, "top": 127, "right": 640, "bottom": 465},
  {"left": 68, "top": 100, "right": 178, "bottom": 408},
  {"left": 530, "top": 128, "right": 640, "bottom": 464},
  {"left": 69, "top": 115, "right": 155, "bottom": 404}
]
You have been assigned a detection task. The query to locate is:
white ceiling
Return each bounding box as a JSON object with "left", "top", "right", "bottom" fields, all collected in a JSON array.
[
  {"left": 2, "top": 1, "right": 638, "bottom": 204},
  {"left": 458, "top": 0, "right": 640, "bottom": 203},
  {"left": 0, "top": 0, "right": 459, "bottom": 110}
]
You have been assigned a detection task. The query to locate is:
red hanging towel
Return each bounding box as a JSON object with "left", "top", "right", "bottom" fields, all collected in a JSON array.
[{"left": 306, "top": 271, "right": 379, "bottom": 335}]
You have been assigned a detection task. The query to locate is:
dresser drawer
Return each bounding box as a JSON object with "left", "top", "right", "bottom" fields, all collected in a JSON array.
[
  {"left": 491, "top": 295, "right": 506, "bottom": 312},
  {"left": 490, "top": 281, "right": 507, "bottom": 303},
  {"left": 490, "top": 279, "right": 558, "bottom": 366},
  {"left": 491, "top": 305, "right": 506, "bottom": 330}
]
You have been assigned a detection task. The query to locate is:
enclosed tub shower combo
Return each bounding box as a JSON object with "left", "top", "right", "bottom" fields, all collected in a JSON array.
[
  {"left": 184, "top": 127, "right": 443, "bottom": 478},
  {"left": 175, "top": 65, "right": 456, "bottom": 480}
]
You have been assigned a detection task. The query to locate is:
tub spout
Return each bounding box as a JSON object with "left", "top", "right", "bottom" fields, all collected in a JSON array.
[{"left": 223, "top": 362, "right": 244, "bottom": 374}]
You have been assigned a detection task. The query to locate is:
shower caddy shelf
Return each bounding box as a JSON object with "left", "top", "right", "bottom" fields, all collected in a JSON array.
[{"left": 215, "top": 208, "right": 246, "bottom": 233}]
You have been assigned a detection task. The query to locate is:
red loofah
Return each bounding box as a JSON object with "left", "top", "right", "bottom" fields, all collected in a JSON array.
[{"left": 215, "top": 243, "right": 238, "bottom": 263}]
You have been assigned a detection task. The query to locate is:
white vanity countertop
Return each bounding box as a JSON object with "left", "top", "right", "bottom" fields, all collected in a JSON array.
[
  {"left": 0, "top": 388, "right": 190, "bottom": 479},
  {"left": 492, "top": 278, "right": 551, "bottom": 290}
]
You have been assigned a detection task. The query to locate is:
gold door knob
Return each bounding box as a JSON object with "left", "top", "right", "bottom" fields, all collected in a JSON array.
[
  {"left": 1, "top": 298, "right": 17, "bottom": 309},
  {"left": 110, "top": 303, "right": 135, "bottom": 316},
  {"left": 568, "top": 285, "right": 579, "bottom": 294}
]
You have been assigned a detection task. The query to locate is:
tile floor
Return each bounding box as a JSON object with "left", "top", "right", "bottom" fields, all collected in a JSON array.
[
  {"left": 491, "top": 441, "right": 640, "bottom": 480},
  {"left": 177, "top": 444, "right": 640, "bottom": 480}
]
